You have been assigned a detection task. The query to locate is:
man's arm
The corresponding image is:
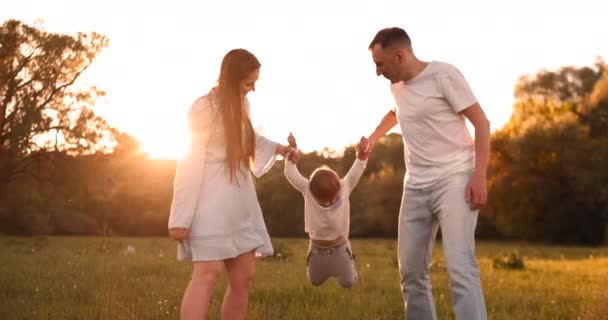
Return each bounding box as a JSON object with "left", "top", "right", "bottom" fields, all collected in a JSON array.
[
  {"left": 460, "top": 103, "right": 490, "bottom": 209},
  {"left": 368, "top": 110, "right": 398, "bottom": 149}
]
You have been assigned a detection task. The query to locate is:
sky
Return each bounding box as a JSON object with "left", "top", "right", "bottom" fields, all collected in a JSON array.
[{"left": 3, "top": 0, "right": 607, "bottom": 158}]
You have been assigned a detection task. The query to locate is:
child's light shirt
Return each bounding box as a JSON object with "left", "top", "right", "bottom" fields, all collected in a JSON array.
[{"left": 284, "top": 159, "right": 367, "bottom": 240}]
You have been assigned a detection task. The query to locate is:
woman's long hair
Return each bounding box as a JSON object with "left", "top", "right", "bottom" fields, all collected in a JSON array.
[{"left": 217, "top": 49, "right": 260, "bottom": 183}]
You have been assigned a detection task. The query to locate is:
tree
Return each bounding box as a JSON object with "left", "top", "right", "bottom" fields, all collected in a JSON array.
[
  {"left": 487, "top": 61, "right": 608, "bottom": 244},
  {"left": 513, "top": 59, "right": 604, "bottom": 105},
  {"left": 0, "top": 20, "right": 117, "bottom": 235},
  {"left": 0, "top": 19, "right": 115, "bottom": 184}
]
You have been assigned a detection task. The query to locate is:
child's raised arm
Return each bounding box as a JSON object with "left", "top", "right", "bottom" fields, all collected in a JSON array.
[
  {"left": 283, "top": 133, "right": 308, "bottom": 193},
  {"left": 284, "top": 150, "right": 309, "bottom": 193},
  {"left": 343, "top": 136, "right": 369, "bottom": 194}
]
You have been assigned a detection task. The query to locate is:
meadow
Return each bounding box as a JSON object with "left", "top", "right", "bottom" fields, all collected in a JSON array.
[{"left": 1, "top": 236, "right": 607, "bottom": 320}]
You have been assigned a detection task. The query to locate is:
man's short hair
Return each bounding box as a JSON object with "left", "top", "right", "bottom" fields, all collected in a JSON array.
[{"left": 368, "top": 27, "right": 412, "bottom": 50}]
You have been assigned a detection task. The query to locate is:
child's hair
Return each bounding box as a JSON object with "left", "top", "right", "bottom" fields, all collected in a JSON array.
[{"left": 309, "top": 166, "right": 341, "bottom": 204}]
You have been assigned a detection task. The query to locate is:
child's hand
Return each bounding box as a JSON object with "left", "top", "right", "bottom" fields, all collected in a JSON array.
[
  {"left": 286, "top": 147, "right": 301, "bottom": 164},
  {"left": 356, "top": 136, "right": 371, "bottom": 160},
  {"left": 287, "top": 132, "right": 297, "bottom": 148},
  {"left": 169, "top": 228, "right": 189, "bottom": 242}
]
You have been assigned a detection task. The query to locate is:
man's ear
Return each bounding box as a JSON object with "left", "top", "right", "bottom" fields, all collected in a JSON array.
[{"left": 396, "top": 49, "right": 406, "bottom": 64}]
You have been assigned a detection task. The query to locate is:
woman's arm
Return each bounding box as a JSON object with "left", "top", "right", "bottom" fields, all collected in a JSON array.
[
  {"left": 168, "top": 97, "right": 213, "bottom": 235},
  {"left": 252, "top": 133, "right": 288, "bottom": 177}
]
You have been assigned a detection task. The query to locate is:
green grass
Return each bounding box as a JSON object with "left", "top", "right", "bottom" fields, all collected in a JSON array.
[{"left": 1, "top": 236, "right": 607, "bottom": 320}]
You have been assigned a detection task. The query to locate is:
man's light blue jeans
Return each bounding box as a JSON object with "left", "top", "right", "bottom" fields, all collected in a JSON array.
[{"left": 398, "top": 171, "right": 487, "bottom": 320}]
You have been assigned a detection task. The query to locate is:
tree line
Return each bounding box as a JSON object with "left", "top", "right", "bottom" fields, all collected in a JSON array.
[{"left": 1, "top": 20, "right": 606, "bottom": 244}]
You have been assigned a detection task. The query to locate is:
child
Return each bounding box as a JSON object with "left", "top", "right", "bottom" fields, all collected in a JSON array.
[{"left": 284, "top": 133, "right": 370, "bottom": 288}]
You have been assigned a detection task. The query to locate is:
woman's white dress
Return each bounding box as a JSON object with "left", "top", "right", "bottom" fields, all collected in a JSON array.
[{"left": 168, "top": 92, "right": 278, "bottom": 261}]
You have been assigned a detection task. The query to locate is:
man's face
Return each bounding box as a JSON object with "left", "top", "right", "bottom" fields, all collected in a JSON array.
[
  {"left": 240, "top": 68, "right": 260, "bottom": 97},
  {"left": 371, "top": 44, "right": 400, "bottom": 84}
]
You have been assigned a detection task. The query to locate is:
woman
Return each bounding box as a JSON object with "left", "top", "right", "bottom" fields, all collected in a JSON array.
[{"left": 168, "top": 49, "right": 290, "bottom": 320}]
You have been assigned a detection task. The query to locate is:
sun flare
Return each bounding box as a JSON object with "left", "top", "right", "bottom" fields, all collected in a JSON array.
[{"left": 138, "top": 131, "right": 190, "bottom": 160}]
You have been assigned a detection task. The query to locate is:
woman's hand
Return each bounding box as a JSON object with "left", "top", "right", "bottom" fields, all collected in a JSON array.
[
  {"left": 275, "top": 144, "right": 291, "bottom": 157},
  {"left": 169, "top": 228, "right": 189, "bottom": 242}
]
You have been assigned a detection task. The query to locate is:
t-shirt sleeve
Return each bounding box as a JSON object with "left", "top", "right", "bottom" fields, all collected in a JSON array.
[{"left": 439, "top": 66, "right": 478, "bottom": 113}]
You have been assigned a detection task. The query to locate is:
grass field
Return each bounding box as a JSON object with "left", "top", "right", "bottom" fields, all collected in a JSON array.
[{"left": 1, "top": 236, "right": 607, "bottom": 320}]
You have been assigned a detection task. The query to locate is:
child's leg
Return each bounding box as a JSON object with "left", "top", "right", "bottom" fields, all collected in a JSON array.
[
  {"left": 334, "top": 241, "right": 358, "bottom": 288},
  {"left": 307, "top": 242, "right": 331, "bottom": 286}
]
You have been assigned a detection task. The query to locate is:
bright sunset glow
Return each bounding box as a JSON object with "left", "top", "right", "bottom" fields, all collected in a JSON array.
[
  {"left": 138, "top": 130, "right": 190, "bottom": 160},
  {"left": 3, "top": 0, "right": 607, "bottom": 159}
]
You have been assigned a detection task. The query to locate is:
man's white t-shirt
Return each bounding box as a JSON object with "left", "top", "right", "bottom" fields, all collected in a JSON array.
[{"left": 390, "top": 61, "right": 477, "bottom": 189}]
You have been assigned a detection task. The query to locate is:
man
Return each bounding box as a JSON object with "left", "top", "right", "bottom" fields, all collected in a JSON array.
[{"left": 366, "top": 27, "right": 490, "bottom": 320}]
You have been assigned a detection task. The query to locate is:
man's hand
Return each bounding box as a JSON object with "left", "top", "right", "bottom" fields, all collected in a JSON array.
[
  {"left": 169, "top": 228, "right": 189, "bottom": 242},
  {"left": 366, "top": 133, "right": 381, "bottom": 155},
  {"left": 356, "top": 136, "right": 371, "bottom": 160},
  {"left": 465, "top": 174, "right": 487, "bottom": 210},
  {"left": 461, "top": 103, "right": 490, "bottom": 210}
]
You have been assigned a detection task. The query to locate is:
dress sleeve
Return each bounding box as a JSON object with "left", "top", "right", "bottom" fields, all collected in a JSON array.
[
  {"left": 251, "top": 132, "right": 279, "bottom": 177},
  {"left": 243, "top": 97, "right": 280, "bottom": 177},
  {"left": 168, "top": 97, "right": 213, "bottom": 229}
]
